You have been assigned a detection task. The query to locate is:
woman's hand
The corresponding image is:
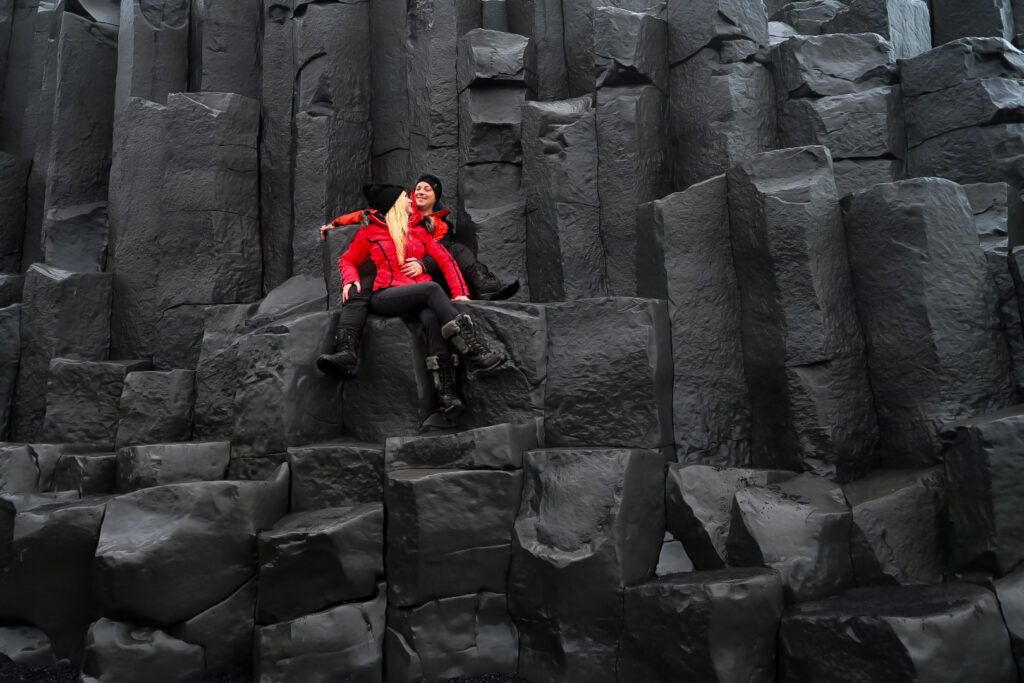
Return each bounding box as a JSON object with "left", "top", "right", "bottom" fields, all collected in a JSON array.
[
  {"left": 342, "top": 281, "right": 361, "bottom": 303},
  {"left": 453, "top": 295, "right": 470, "bottom": 301},
  {"left": 319, "top": 224, "right": 332, "bottom": 241},
  {"left": 401, "top": 260, "right": 424, "bottom": 278}
]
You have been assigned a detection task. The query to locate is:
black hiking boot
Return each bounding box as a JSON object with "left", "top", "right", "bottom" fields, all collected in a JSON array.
[
  {"left": 464, "top": 261, "right": 520, "bottom": 301},
  {"left": 441, "top": 314, "right": 507, "bottom": 375},
  {"left": 316, "top": 327, "right": 360, "bottom": 379},
  {"left": 426, "top": 354, "right": 464, "bottom": 418}
]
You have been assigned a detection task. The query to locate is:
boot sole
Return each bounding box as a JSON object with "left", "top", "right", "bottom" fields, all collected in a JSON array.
[{"left": 316, "top": 355, "right": 358, "bottom": 379}]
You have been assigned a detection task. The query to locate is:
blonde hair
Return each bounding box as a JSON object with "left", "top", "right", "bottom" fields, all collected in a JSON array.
[{"left": 385, "top": 191, "right": 410, "bottom": 264}]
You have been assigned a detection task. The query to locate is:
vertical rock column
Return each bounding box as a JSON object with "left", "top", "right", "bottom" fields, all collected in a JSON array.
[
  {"left": 0, "top": 153, "right": 30, "bottom": 272},
  {"left": 842, "top": 178, "right": 1016, "bottom": 467},
  {"left": 370, "top": 0, "right": 409, "bottom": 180},
  {"left": 931, "top": 0, "right": 1015, "bottom": 45},
  {"left": 505, "top": 0, "right": 566, "bottom": 99},
  {"left": 796, "top": 0, "right": 931, "bottom": 59},
  {"left": 0, "top": 303, "right": 19, "bottom": 440},
  {"left": 667, "top": 0, "right": 776, "bottom": 189},
  {"left": 457, "top": 29, "right": 530, "bottom": 298},
  {"left": 115, "top": 0, "right": 188, "bottom": 109},
  {"left": 727, "top": 145, "right": 878, "bottom": 481},
  {"left": 188, "top": 0, "right": 260, "bottom": 97}
]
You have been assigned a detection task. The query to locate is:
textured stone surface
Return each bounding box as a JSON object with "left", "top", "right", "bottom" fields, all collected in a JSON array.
[
  {"left": 994, "top": 567, "right": 1024, "bottom": 674},
  {"left": 544, "top": 298, "right": 672, "bottom": 450},
  {"left": 115, "top": 442, "right": 230, "bottom": 492},
  {"left": 667, "top": 0, "right": 768, "bottom": 63},
  {"left": 594, "top": 7, "right": 666, "bottom": 91},
  {"left": 189, "top": 0, "right": 259, "bottom": 97},
  {"left": 387, "top": 468, "right": 522, "bottom": 607},
  {"left": 728, "top": 146, "right": 877, "bottom": 480},
  {"left": 637, "top": 176, "right": 750, "bottom": 465},
  {"left": 170, "top": 577, "right": 256, "bottom": 678},
  {"left": 899, "top": 37, "right": 1024, "bottom": 98},
  {"left": 781, "top": 86, "right": 904, "bottom": 159},
  {"left": 842, "top": 179, "right": 1015, "bottom": 467},
  {"left": 41, "top": 202, "right": 108, "bottom": 272},
  {"left": 192, "top": 302, "right": 257, "bottom": 440},
  {"left": 0, "top": 444, "right": 37, "bottom": 494},
  {"left": 832, "top": 158, "right": 899, "bottom": 196},
  {"left": 386, "top": 593, "right": 518, "bottom": 683},
  {"left": 115, "top": 0, "right": 188, "bottom": 109},
  {"left": 0, "top": 152, "right": 29, "bottom": 272},
  {"left": 905, "top": 123, "right": 1024, "bottom": 188},
  {"left": 0, "top": 626, "right": 56, "bottom": 667},
  {"left": 458, "top": 165, "right": 528, "bottom": 300},
  {"left": 728, "top": 474, "right": 854, "bottom": 602},
  {"left": 80, "top": 618, "right": 204, "bottom": 683},
  {"left": 904, "top": 77, "right": 1024, "bottom": 149},
  {"left": 779, "top": 585, "right": 1017, "bottom": 682},
  {"left": 931, "top": 0, "right": 1014, "bottom": 46},
  {"left": 0, "top": 274, "right": 23, "bottom": 308},
  {"left": 510, "top": 448, "right": 664, "bottom": 683},
  {"left": 619, "top": 569, "right": 784, "bottom": 682},
  {"left": 457, "top": 28, "right": 531, "bottom": 93},
  {"left": 114, "top": 369, "right": 195, "bottom": 449},
  {"left": 51, "top": 453, "right": 117, "bottom": 496},
  {"left": 773, "top": 33, "right": 895, "bottom": 98},
  {"left": 288, "top": 442, "right": 384, "bottom": 512},
  {"left": 818, "top": 0, "right": 930, "bottom": 59},
  {"left": 386, "top": 420, "right": 541, "bottom": 471},
  {"left": 94, "top": 466, "right": 288, "bottom": 626},
  {"left": 0, "top": 304, "right": 19, "bottom": 440},
  {"left": 506, "top": 0, "right": 566, "bottom": 99}
]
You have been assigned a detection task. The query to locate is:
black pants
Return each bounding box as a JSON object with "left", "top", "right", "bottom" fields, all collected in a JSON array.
[{"left": 370, "top": 282, "right": 459, "bottom": 359}]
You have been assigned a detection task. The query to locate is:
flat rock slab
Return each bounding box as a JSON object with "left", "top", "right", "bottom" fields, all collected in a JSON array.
[
  {"left": 619, "top": 568, "right": 784, "bottom": 683},
  {"left": 544, "top": 297, "right": 672, "bottom": 450},
  {"left": 728, "top": 473, "right": 854, "bottom": 602},
  {"left": 386, "top": 593, "right": 518, "bottom": 683},
  {"left": 287, "top": 442, "right": 384, "bottom": 513},
  {"left": 779, "top": 584, "right": 1017, "bottom": 682},
  {"left": 80, "top": 618, "right": 204, "bottom": 683},
  {"left": 385, "top": 420, "right": 541, "bottom": 471},
  {"left": 114, "top": 369, "right": 195, "bottom": 449},
  {"left": 256, "top": 504, "right": 384, "bottom": 624},
  {"left": 386, "top": 468, "right": 523, "bottom": 607},
  {"left": 115, "top": 442, "right": 230, "bottom": 492}
]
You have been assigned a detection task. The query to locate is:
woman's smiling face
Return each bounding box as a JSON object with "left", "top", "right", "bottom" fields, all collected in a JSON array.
[{"left": 414, "top": 182, "right": 436, "bottom": 212}]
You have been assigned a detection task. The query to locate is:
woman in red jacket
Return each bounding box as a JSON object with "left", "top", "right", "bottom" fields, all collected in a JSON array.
[{"left": 338, "top": 184, "right": 506, "bottom": 418}]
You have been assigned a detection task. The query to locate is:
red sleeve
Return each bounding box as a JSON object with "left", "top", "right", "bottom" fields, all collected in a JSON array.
[
  {"left": 331, "top": 210, "right": 365, "bottom": 227},
  {"left": 424, "top": 238, "right": 469, "bottom": 299},
  {"left": 339, "top": 230, "right": 370, "bottom": 285}
]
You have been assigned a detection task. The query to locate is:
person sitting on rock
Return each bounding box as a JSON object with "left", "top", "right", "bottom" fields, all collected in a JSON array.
[
  {"left": 317, "top": 174, "right": 518, "bottom": 379},
  {"left": 333, "top": 183, "right": 507, "bottom": 419}
]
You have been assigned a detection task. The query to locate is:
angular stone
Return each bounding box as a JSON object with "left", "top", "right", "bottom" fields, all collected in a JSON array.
[
  {"left": 0, "top": 626, "right": 56, "bottom": 667},
  {"left": 842, "top": 179, "right": 1015, "bottom": 466},
  {"left": 510, "top": 448, "right": 664, "bottom": 683},
  {"left": 781, "top": 86, "right": 904, "bottom": 159},
  {"left": 458, "top": 85, "right": 525, "bottom": 164},
  {"left": 115, "top": 442, "right": 230, "bottom": 492},
  {"left": 560, "top": 0, "right": 658, "bottom": 95},
  {"left": 13, "top": 265, "right": 112, "bottom": 442},
  {"left": 667, "top": 0, "right": 769, "bottom": 63},
  {"left": 832, "top": 158, "right": 899, "bottom": 196},
  {"left": 387, "top": 469, "right": 522, "bottom": 607},
  {"left": 931, "top": 0, "right": 1015, "bottom": 46},
  {"left": 256, "top": 590, "right": 386, "bottom": 682},
  {"left": 0, "top": 304, "right": 19, "bottom": 440},
  {"left": 231, "top": 311, "right": 343, "bottom": 459},
  {"left": 288, "top": 442, "right": 384, "bottom": 512},
  {"left": 189, "top": 0, "right": 260, "bottom": 97},
  {"left": 994, "top": 567, "right": 1024, "bottom": 673},
  {"left": 0, "top": 153, "right": 29, "bottom": 272},
  {"left": 227, "top": 452, "right": 289, "bottom": 482},
  {"left": 942, "top": 408, "right": 1024, "bottom": 575},
  {"left": 385, "top": 593, "right": 518, "bottom": 682},
  {"left": 457, "top": 28, "right": 531, "bottom": 92},
  {"left": 905, "top": 78, "right": 1024, "bottom": 148},
  {"left": 665, "top": 464, "right": 795, "bottom": 569},
  {"left": 42, "top": 359, "right": 151, "bottom": 450},
  {"left": 0, "top": 274, "right": 23, "bottom": 308},
  {"left": 619, "top": 569, "right": 784, "bottom": 682},
  {"left": 773, "top": 33, "right": 895, "bottom": 98},
  {"left": 842, "top": 468, "right": 945, "bottom": 585},
  {"left": 169, "top": 577, "right": 256, "bottom": 678},
  {"left": 655, "top": 533, "right": 695, "bottom": 576},
  {"left": 0, "top": 444, "right": 37, "bottom": 494},
  {"left": 905, "top": 123, "right": 1024, "bottom": 188},
  {"left": 594, "top": 8, "right": 667, "bottom": 91},
  {"left": 817, "top": 0, "right": 931, "bottom": 59},
  {"left": 386, "top": 420, "right": 541, "bottom": 471},
  {"left": 257, "top": 504, "right": 383, "bottom": 624},
  {"left": 23, "top": 443, "right": 63, "bottom": 493},
  {"left": 728, "top": 146, "right": 878, "bottom": 480},
  {"left": 192, "top": 302, "right": 257, "bottom": 440},
  {"left": 728, "top": 474, "right": 853, "bottom": 601},
  {"left": 506, "top": 0, "right": 567, "bottom": 99},
  {"left": 114, "top": 370, "right": 195, "bottom": 449},
  {"left": 779, "top": 585, "right": 1017, "bottom": 682},
  {"left": 899, "top": 37, "right": 1024, "bottom": 98},
  {"left": 670, "top": 47, "right": 777, "bottom": 189},
  {"left": 80, "top": 618, "right": 204, "bottom": 683},
  {"left": 457, "top": 164, "right": 527, "bottom": 300},
  {"left": 636, "top": 177, "right": 750, "bottom": 465},
  {"left": 94, "top": 466, "right": 288, "bottom": 626},
  {"left": 115, "top": 0, "right": 188, "bottom": 108},
  {"left": 597, "top": 85, "right": 669, "bottom": 297},
  {"left": 52, "top": 453, "right": 117, "bottom": 496},
  {"left": 544, "top": 298, "right": 672, "bottom": 450},
  {"left": 41, "top": 202, "right": 107, "bottom": 272}
]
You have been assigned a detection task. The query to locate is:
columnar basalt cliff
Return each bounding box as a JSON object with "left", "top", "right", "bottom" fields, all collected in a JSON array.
[{"left": 2, "top": 0, "right": 1024, "bottom": 681}]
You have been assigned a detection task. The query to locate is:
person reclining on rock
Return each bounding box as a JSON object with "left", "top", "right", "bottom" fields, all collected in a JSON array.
[
  {"left": 317, "top": 174, "right": 518, "bottom": 379},
  {"left": 332, "top": 183, "right": 507, "bottom": 419}
]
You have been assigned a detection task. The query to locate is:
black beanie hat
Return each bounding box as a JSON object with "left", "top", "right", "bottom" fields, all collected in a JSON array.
[
  {"left": 414, "top": 174, "right": 443, "bottom": 205},
  {"left": 362, "top": 184, "right": 405, "bottom": 215}
]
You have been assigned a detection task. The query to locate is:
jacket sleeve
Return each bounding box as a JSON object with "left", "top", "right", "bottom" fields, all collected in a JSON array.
[
  {"left": 339, "top": 230, "right": 370, "bottom": 286},
  {"left": 424, "top": 238, "right": 469, "bottom": 299},
  {"left": 419, "top": 216, "right": 454, "bottom": 274},
  {"left": 330, "top": 210, "right": 365, "bottom": 227}
]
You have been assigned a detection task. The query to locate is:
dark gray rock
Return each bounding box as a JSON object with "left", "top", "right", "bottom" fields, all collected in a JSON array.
[
  {"left": 522, "top": 97, "right": 606, "bottom": 301},
  {"left": 0, "top": 153, "right": 29, "bottom": 272},
  {"left": 169, "top": 577, "right": 256, "bottom": 678},
  {"left": 654, "top": 533, "right": 694, "bottom": 575},
  {"left": 596, "top": 85, "right": 669, "bottom": 297},
  {"left": 832, "top": 158, "right": 899, "bottom": 196},
  {"left": 226, "top": 452, "right": 288, "bottom": 481},
  {"left": 256, "top": 587, "right": 385, "bottom": 682},
  {"left": 386, "top": 593, "right": 518, "bottom": 683},
  {"left": 457, "top": 28, "right": 531, "bottom": 92},
  {"left": 561, "top": 0, "right": 661, "bottom": 95},
  {"left": 842, "top": 179, "right": 1015, "bottom": 467},
  {"left": 931, "top": 0, "right": 1014, "bottom": 46},
  {"left": 42, "top": 359, "right": 151, "bottom": 450},
  {"left": 231, "top": 311, "right": 343, "bottom": 459},
  {"left": 510, "top": 448, "right": 664, "bottom": 683},
  {"left": 0, "top": 626, "right": 56, "bottom": 667},
  {"left": 994, "top": 567, "right": 1024, "bottom": 674},
  {"left": 899, "top": 37, "right": 1024, "bottom": 98},
  {"left": 0, "top": 274, "right": 23, "bottom": 307},
  {"left": 114, "top": 0, "right": 188, "bottom": 108},
  {"left": 257, "top": 504, "right": 383, "bottom": 624},
  {"left": 842, "top": 468, "right": 945, "bottom": 585},
  {"left": 386, "top": 420, "right": 541, "bottom": 471},
  {"left": 51, "top": 453, "right": 117, "bottom": 496},
  {"left": 192, "top": 302, "right": 257, "bottom": 440},
  {"left": 942, "top": 407, "right": 1024, "bottom": 575},
  {"left": 0, "top": 494, "right": 106, "bottom": 662},
  {"left": 619, "top": 569, "right": 783, "bottom": 682},
  {"left": 189, "top": 0, "right": 259, "bottom": 97},
  {"left": 667, "top": 0, "right": 768, "bottom": 63},
  {"left": 387, "top": 468, "right": 522, "bottom": 607},
  {"left": 506, "top": 0, "right": 566, "bottom": 99},
  {"left": 817, "top": 0, "right": 931, "bottom": 59},
  {"left": 369, "top": 0, "right": 409, "bottom": 171},
  {"left": 544, "top": 298, "right": 672, "bottom": 450},
  {"left": 779, "top": 585, "right": 1017, "bottom": 682},
  {"left": 773, "top": 33, "right": 895, "bottom": 98},
  {"left": 288, "top": 442, "right": 384, "bottom": 512},
  {"left": 24, "top": 443, "right": 63, "bottom": 492},
  {"left": 772, "top": 0, "right": 845, "bottom": 34},
  {"left": 594, "top": 8, "right": 667, "bottom": 91},
  {"left": 904, "top": 77, "right": 1024, "bottom": 148},
  {"left": 781, "top": 86, "right": 904, "bottom": 159},
  {"left": 248, "top": 273, "right": 327, "bottom": 328},
  {"left": 342, "top": 316, "right": 433, "bottom": 442},
  {"left": 665, "top": 464, "right": 795, "bottom": 569},
  {"left": 457, "top": 165, "right": 528, "bottom": 300},
  {"left": 323, "top": 225, "right": 357, "bottom": 310},
  {"left": 41, "top": 202, "right": 107, "bottom": 272},
  {"left": 458, "top": 85, "right": 525, "bottom": 165},
  {"left": 728, "top": 473, "right": 854, "bottom": 601},
  {"left": 905, "top": 123, "right": 1024, "bottom": 188},
  {"left": 114, "top": 370, "right": 195, "bottom": 449},
  {"left": 482, "top": 0, "right": 508, "bottom": 30},
  {"left": 728, "top": 146, "right": 878, "bottom": 480},
  {"left": 636, "top": 176, "right": 750, "bottom": 465},
  {"left": 0, "top": 0, "right": 57, "bottom": 162},
  {"left": 80, "top": 618, "right": 204, "bottom": 683},
  {"left": 670, "top": 47, "right": 777, "bottom": 189},
  {"left": 12, "top": 265, "right": 112, "bottom": 442},
  {"left": 115, "top": 442, "right": 230, "bottom": 492},
  {"left": 94, "top": 466, "right": 288, "bottom": 626},
  {"left": 0, "top": 304, "right": 19, "bottom": 440},
  {"left": 0, "top": 444, "right": 37, "bottom": 494}
]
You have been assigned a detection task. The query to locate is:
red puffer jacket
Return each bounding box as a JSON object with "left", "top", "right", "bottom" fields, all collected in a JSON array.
[
  {"left": 339, "top": 211, "right": 469, "bottom": 298},
  {"left": 330, "top": 208, "right": 451, "bottom": 242}
]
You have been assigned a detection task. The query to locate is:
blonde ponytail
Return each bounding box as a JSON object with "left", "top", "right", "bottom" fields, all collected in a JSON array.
[{"left": 385, "top": 191, "right": 410, "bottom": 264}]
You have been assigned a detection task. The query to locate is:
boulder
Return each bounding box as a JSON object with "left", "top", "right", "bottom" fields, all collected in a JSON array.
[
  {"left": 287, "top": 442, "right": 384, "bottom": 512},
  {"left": 385, "top": 420, "right": 541, "bottom": 471},
  {"left": 905, "top": 123, "right": 1024, "bottom": 188},
  {"left": 773, "top": 32, "right": 896, "bottom": 98},
  {"left": 457, "top": 28, "right": 532, "bottom": 92},
  {"left": 115, "top": 442, "right": 230, "bottom": 492},
  {"left": 114, "top": 369, "right": 195, "bottom": 449},
  {"left": 899, "top": 37, "right": 1024, "bottom": 98},
  {"left": 904, "top": 77, "right": 1024, "bottom": 148},
  {"left": 780, "top": 86, "right": 904, "bottom": 159},
  {"left": 0, "top": 626, "right": 55, "bottom": 667},
  {"left": 80, "top": 618, "right": 204, "bottom": 683}
]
